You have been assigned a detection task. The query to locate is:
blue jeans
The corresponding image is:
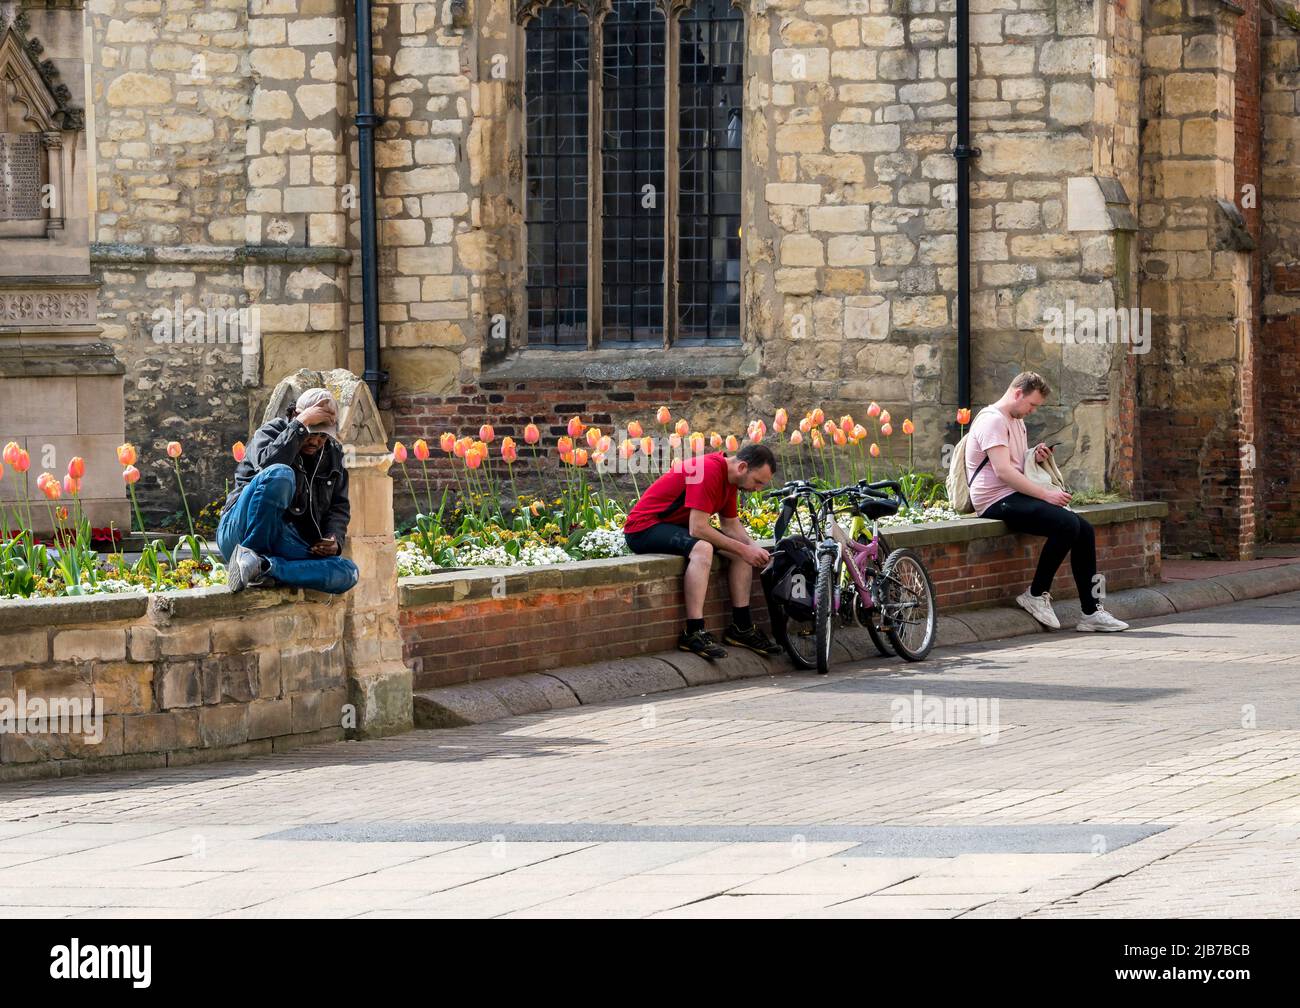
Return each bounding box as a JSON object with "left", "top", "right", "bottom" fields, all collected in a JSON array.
[{"left": 217, "top": 464, "right": 359, "bottom": 595}]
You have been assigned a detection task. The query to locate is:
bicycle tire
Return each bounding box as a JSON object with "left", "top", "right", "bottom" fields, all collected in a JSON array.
[
  {"left": 770, "top": 605, "right": 816, "bottom": 670},
  {"left": 814, "top": 551, "right": 836, "bottom": 675},
  {"left": 881, "top": 547, "right": 938, "bottom": 662}
]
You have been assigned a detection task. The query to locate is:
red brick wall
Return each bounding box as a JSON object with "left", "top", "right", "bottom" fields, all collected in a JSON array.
[
  {"left": 401, "top": 516, "right": 1163, "bottom": 691},
  {"left": 387, "top": 378, "right": 748, "bottom": 519}
]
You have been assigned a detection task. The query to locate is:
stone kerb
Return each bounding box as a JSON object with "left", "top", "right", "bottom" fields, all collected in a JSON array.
[{"left": 263, "top": 368, "right": 413, "bottom": 738}]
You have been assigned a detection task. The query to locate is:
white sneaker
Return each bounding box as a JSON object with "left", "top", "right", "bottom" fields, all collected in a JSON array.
[
  {"left": 1076, "top": 606, "right": 1129, "bottom": 632},
  {"left": 1016, "top": 590, "right": 1060, "bottom": 630},
  {"left": 227, "top": 544, "right": 267, "bottom": 593}
]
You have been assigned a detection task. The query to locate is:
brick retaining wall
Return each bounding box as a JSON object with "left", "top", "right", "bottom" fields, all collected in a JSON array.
[{"left": 400, "top": 502, "right": 1167, "bottom": 691}]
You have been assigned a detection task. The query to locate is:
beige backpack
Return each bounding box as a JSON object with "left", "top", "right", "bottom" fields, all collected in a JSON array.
[{"left": 945, "top": 427, "right": 989, "bottom": 515}]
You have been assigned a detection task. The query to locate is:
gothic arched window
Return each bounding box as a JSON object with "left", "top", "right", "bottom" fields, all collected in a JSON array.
[{"left": 523, "top": 0, "right": 743, "bottom": 348}]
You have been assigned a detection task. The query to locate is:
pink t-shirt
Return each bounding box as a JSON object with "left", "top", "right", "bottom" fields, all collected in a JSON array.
[{"left": 966, "top": 406, "right": 1027, "bottom": 515}]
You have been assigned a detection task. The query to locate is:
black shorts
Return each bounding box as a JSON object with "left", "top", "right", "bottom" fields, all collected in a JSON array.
[{"left": 624, "top": 522, "right": 700, "bottom": 558}]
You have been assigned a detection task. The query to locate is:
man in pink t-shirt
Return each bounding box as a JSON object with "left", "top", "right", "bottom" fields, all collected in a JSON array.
[{"left": 965, "top": 372, "right": 1128, "bottom": 633}]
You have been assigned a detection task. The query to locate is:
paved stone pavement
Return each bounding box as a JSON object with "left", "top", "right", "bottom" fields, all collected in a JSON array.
[{"left": 1, "top": 590, "right": 1299, "bottom": 918}]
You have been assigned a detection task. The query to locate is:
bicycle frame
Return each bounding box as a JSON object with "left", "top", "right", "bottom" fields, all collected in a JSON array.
[{"left": 819, "top": 510, "right": 882, "bottom": 615}]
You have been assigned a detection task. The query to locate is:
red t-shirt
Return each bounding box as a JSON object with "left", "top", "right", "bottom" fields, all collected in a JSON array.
[{"left": 624, "top": 452, "right": 738, "bottom": 534}]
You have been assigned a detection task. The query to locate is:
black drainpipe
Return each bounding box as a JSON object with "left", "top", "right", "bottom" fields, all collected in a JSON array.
[
  {"left": 952, "top": 0, "right": 980, "bottom": 412},
  {"left": 354, "top": 0, "right": 386, "bottom": 401}
]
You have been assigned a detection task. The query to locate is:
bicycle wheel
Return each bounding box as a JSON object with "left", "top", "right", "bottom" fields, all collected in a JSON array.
[
  {"left": 814, "top": 551, "right": 836, "bottom": 675},
  {"left": 770, "top": 604, "right": 817, "bottom": 670},
  {"left": 880, "top": 547, "right": 937, "bottom": 662}
]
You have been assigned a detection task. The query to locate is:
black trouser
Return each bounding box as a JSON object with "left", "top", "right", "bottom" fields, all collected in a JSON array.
[{"left": 982, "top": 492, "right": 1098, "bottom": 614}]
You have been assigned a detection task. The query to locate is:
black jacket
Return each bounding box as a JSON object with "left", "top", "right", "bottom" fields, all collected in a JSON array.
[{"left": 222, "top": 416, "right": 351, "bottom": 550}]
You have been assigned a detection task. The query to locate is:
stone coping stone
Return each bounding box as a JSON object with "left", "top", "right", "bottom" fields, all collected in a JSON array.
[
  {"left": 0, "top": 583, "right": 326, "bottom": 630},
  {"left": 399, "top": 501, "right": 1168, "bottom": 606}
]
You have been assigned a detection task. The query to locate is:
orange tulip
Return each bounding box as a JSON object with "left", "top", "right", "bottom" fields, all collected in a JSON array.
[
  {"left": 853, "top": 424, "right": 867, "bottom": 440},
  {"left": 674, "top": 418, "right": 690, "bottom": 438},
  {"left": 627, "top": 420, "right": 643, "bottom": 439},
  {"left": 479, "top": 424, "right": 495, "bottom": 444},
  {"left": 619, "top": 439, "right": 636, "bottom": 460},
  {"left": 13, "top": 449, "right": 29, "bottom": 473},
  {"left": 40, "top": 476, "right": 61, "bottom": 501},
  {"left": 869, "top": 443, "right": 881, "bottom": 458},
  {"left": 880, "top": 410, "right": 891, "bottom": 425},
  {"left": 117, "top": 443, "right": 137, "bottom": 466},
  {"left": 557, "top": 435, "right": 573, "bottom": 455},
  {"left": 867, "top": 402, "right": 881, "bottom": 419},
  {"left": 67, "top": 456, "right": 85, "bottom": 479},
  {"left": 811, "top": 431, "right": 824, "bottom": 449},
  {"left": 529, "top": 501, "right": 542, "bottom": 516},
  {"left": 823, "top": 420, "right": 836, "bottom": 437},
  {"left": 63, "top": 475, "right": 81, "bottom": 496},
  {"left": 957, "top": 407, "right": 971, "bottom": 426},
  {"left": 567, "top": 415, "right": 585, "bottom": 438},
  {"left": 573, "top": 448, "right": 589, "bottom": 467},
  {"left": 586, "top": 427, "right": 601, "bottom": 449},
  {"left": 560, "top": 450, "right": 574, "bottom": 465},
  {"left": 725, "top": 434, "right": 739, "bottom": 453},
  {"left": 392, "top": 441, "right": 408, "bottom": 463},
  {"left": 798, "top": 417, "right": 812, "bottom": 434},
  {"left": 790, "top": 430, "right": 803, "bottom": 446},
  {"left": 832, "top": 428, "right": 847, "bottom": 447},
  {"left": 840, "top": 415, "right": 854, "bottom": 433},
  {"left": 668, "top": 433, "right": 682, "bottom": 451},
  {"left": 881, "top": 422, "right": 893, "bottom": 437},
  {"left": 656, "top": 406, "right": 671, "bottom": 426},
  {"left": 524, "top": 423, "right": 541, "bottom": 445},
  {"left": 752, "top": 419, "right": 767, "bottom": 441},
  {"left": 166, "top": 441, "right": 182, "bottom": 458},
  {"left": 640, "top": 436, "right": 654, "bottom": 456},
  {"left": 597, "top": 435, "right": 613, "bottom": 454},
  {"left": 36, "top": 472, "right": 53, "bottom": 492},
  {"left": 902, "top": 418, "right": 915, "bottom": 435},
  {"left": 232, "top": 441, "right": 246, "bottom": 463},
  {"left": 413, "top": 439, "right": 430, "bottom": 461},
  {"left": 465, "top": 448, "right": 483, "bottom": 469},
  {"left": 472, "top": 440, "right": 487, "bottom": 457},
  {"left": 439, "top": 432, "right": 456, "bottom": 453},
  {"left": 2, "top": 441, "right": 20, "bottom": 467},
  {"left": 453, "top": 438, "right": 468, "bottom": 459},
  {"left": 773, "top": 408, "right": 789, "bottom": 433},
  {"left": 811, "top": 407, "right": 825, "bottom": 425},
  {"left": 122, "top": 465, "right": 141, "bottom": 484},
  {"left": 689, "top": 433, "right": 705, "bottom": 454},
  {"left": 55, "top": 506, "right": 69, "bottom": 523},
  {"left": 501, "top": 438, "right": 518, "bottom": 464},
  {"left": 710, "top": 432, "right": 723, "bottom": 449}
]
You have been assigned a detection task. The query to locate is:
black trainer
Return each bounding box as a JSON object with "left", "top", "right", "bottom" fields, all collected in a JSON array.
[
  {"left": 678, "top": 629, "right": 728, "bottom": 661},
  {"left": 723, "top": 624, "right": 782, "bottom": 657}
]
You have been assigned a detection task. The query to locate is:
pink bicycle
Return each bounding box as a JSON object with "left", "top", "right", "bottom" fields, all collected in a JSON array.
[{"left": 767, "top": 479, "right": 937, "bottom": 672}]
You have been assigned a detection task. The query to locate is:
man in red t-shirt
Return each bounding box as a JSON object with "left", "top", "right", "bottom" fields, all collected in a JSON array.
[{"left": 624, "top": 444, "right": 781, "bottom": 660}]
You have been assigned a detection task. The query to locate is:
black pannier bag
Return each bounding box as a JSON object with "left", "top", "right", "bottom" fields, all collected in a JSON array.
[{"left": 761, "top": 535, "right": 818, "bottom": 622}]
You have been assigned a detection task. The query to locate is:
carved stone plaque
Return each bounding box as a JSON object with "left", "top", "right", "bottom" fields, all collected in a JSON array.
[{"left": 0, "top": 132, "right": 42, "bottom": 220}]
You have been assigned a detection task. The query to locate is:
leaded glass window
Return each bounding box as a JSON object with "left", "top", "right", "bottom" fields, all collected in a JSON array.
[{"left": 522, "top": 0, "right": 744, "bottom": 349}]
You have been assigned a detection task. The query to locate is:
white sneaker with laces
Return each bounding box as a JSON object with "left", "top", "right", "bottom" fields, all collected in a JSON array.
[
  {"left": 1016, "top": 590, "right": 1060, "bottom": 630},
  {"left": 227, "top": 544, "right": 268, "bottom": 593},
  {"left": 1076, "top": 606, "right": 1129, "bottom": 632}
]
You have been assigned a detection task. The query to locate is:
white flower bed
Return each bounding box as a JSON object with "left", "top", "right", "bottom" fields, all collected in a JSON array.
[{"left": 575, "top": 526, "right": 630, "bottom": 559}]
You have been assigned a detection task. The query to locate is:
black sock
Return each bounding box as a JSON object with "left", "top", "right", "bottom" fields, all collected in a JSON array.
[
  {"left": 686, "top": 618, "right": 705, "bottom": 636},
  {"left": 731, "top": 605, "right": 753, "bottom": 631}
]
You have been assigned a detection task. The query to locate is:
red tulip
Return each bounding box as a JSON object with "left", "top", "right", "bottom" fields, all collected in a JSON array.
[
  {"left": 413, "top": 439, "right": 430, "bottom": 461},
  {"left": 122, "top": 465, "right": 141, "bottom": 484},
  {"left": 523, "top": 423, "right": 541, "bottom": 445},
  {"left": 957, "top": 408, "right": 972, "bottom": 426},
  {"left": 2, "top": 441, "right": 20, "bottom": 467},
  {"left": 392, "top": 441, "right": 408, "bottom": 463},
  {"left": 232, "top": 441, "right": 246, "bottom": 463},
  {"left": 166, "top": 441, "right": 182, "bottom": 459},
  {"left": 67, "top": 456, "right": 86, "bottom": 479},
  {"left": 13, "top": 449, "right": 29, "bottom": 473}
]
